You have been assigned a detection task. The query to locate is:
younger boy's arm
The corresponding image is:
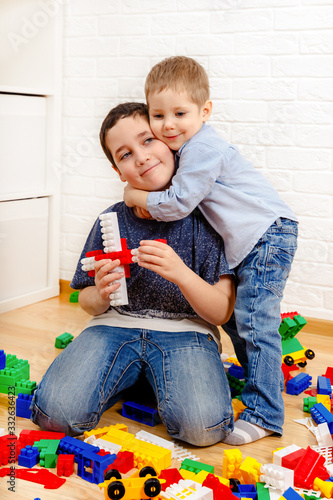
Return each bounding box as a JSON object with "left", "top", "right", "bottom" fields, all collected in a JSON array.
[
  {"left": 123, "top": 184, "right": 149, "bottom": 211},
  {"left": 132, "top": 240, "right": 235, "bottom": 325}
]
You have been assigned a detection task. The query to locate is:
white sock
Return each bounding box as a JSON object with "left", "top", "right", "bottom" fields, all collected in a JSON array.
[{"left": 223, "top": 420, "right": 273, "bottom": 445}]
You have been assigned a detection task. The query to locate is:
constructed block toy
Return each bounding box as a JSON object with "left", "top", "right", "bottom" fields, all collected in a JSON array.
[
  {"left": 310, "top": 403, "right": 333, "bottom": 433},
  {"left": 279, "top": 313, "right": 315, "bottom": 368}
]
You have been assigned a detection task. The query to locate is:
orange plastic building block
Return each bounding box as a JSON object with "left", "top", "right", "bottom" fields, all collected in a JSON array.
[{"left": 239, "top": 456, "right": 262, "bottom": 484}]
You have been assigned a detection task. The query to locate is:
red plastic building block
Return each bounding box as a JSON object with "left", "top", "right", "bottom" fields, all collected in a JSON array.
[
  {"left": 0, "top": 434, "right": 20, "bottom": 465},
  {"left": 158, "top": 468, "right": 183, "bottom": 491},
  {"left": 57, "top": 454, "right": 75, "bottom": 477},
  {"left": 281, "top": 448, "right": 306, "bottom": 470},
  {"left": 293, "top": 446, "right": 329, "bottom": 489},
  {"left": 19, "top": 429, "right": 65, "bottom": 448},
  {"left": 107, "top": 450, "right": 134, "bottom": 474},
  {"left": 0, "top": 467, "right": 66, "bottom": 489},
  {"left": 202, "top": 474, "right": 238, "bottom": 500}
]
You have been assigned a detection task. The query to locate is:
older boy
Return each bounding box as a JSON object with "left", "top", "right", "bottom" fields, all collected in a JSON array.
[
  {"left": 30, "top": 102, "right": 235, "bottom": 446},
  {"left": 123, "top": 57, "right": 298, "bottom": 445}
]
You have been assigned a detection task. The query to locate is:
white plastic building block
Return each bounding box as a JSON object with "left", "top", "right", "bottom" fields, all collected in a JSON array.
[
  {"left": 84, "top": 435, "right": 122, "bottom": 455},
  {"left": 273, "top": 444, "right": 303, "bottom": 466},
  {"left": 315, "top": 422, "right": 333, "bottom": 447},
  {"left": 259, "top": 463, "right": 294, "bottom": 491},
  {"left": 135, "top": 430, "right": 174, "bottom": 455},
  {"left": 172, "top": 443, "right": 200, "bottom": 462},
  {"left": 161, "top": 479, "right": 213, "bottom": 500}
]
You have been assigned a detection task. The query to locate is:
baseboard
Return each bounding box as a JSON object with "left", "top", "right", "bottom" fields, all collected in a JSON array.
[{"left": 59, "top": 280, "right": 332, "bottom": 336}]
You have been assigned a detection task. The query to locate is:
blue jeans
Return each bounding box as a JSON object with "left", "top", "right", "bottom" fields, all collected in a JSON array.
[
  {"left": 222, "top": 218, "right": 298, "bottom": 435},
  {"left": 31, "top": 326, "right": 234, "bottom": 447}
]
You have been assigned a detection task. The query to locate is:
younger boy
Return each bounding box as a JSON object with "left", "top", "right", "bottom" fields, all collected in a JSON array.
[
  {"left": 124, "top": 56, "right": 298, "bottom": 445},
  {"left": 31, "top": 102, "right": 235, "bottom": 446}
]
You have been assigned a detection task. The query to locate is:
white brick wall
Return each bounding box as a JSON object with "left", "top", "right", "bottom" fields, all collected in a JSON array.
[{"left": 60, "top": 0, "right": 333, "bottom": 321}]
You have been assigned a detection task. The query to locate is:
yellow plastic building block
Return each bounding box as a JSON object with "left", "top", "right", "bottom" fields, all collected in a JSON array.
[
  {"left": 100, "top": 427, "right": 171, "bottom": 471},
  {"left": 84, "top": 423, "right": 128, "bottom": 440},
  {"left": 239, "top": 456, "right": 262, "bottom": 484},
  {"left": 313, "top": 477, "right": 333, "bottom": 498},
  {"left": 232, "top": 398, "right": 246, "bottom": 421},
  {"left": 317, "top": 394, "right": 331, "bottom": 412},
  {"left": 226, "top": 356, "right": 241, "bottom": 366},
  {"left": 222, "top": 449, "right": 243, "bottom": 480}
]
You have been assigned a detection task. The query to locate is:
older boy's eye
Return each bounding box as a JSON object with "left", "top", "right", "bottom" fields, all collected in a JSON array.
[
  {"left": 144, "top": 137, "right": 154, "bottom": 144},
  {"left": 120, "top": 151, "right": 131, "bottom": 161}
]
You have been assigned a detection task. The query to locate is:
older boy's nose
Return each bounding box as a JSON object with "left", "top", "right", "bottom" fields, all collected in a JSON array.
[{"left": 136, "top": 152, "right": 150, "bottom": 165}]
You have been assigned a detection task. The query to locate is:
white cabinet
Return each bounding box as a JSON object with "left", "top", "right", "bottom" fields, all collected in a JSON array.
[{"left": 0, "top": 0, "right": 62, "bottom": 312}]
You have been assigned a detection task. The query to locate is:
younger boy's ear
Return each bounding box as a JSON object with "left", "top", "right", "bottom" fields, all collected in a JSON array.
[{"left": 202, "top": 100, "right": 213, "bottom": 122}]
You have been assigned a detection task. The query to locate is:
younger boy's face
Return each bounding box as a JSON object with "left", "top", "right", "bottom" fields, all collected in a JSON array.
[
  {"left": 105, "top": 115, "right": 175, "bottom": 192},
  {"left": 148, "top": 88, "right": 212, "bottom": 151}
]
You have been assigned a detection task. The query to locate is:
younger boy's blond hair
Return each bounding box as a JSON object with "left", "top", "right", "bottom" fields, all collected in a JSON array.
[{"left": 145, "top": 56, "right": 210, "bottom": 108}]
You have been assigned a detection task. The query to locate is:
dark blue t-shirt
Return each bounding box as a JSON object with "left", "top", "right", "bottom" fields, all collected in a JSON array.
[{"left": 71, "top": 203, "right": 233, "bottom": 320}]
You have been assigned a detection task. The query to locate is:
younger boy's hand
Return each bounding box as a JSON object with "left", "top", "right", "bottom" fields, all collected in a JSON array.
[
  {"left": 123, "top": 184, "right": 137, "bottom": 207},
  {"left": 131, "top": 240, "right": 189, "bottom": 285},
  {"left": 94, "top": 258, "right": 124, "bottom": 303}
]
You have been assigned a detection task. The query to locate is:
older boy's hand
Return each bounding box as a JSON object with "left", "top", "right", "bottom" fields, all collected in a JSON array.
[
  {"left": 131, "top": 240, "right": 189, "bottom": 285},
  {"left": 94, "top": 258, "right": 124, "bottom": 303}
]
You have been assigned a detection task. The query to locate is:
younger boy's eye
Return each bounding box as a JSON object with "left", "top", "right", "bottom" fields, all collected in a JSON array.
[
  {"left": 176, "top": 112, "right": 186, "bottom": 117},
  {"left": 152, "top": 114, "right": 163, "bottom": 119}
]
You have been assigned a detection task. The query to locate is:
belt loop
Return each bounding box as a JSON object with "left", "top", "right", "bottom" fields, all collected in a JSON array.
[{"left": 275, "top": 217, "right": 282, "bottom": 227}]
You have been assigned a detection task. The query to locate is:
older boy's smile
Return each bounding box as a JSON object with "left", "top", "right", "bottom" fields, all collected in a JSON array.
[{"left": 105, "top": 115, "right": 175, "bottom": 192}]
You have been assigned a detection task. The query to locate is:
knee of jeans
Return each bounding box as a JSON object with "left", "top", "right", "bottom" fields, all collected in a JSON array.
[
  {"left": 169, "top": 417, "right": 233, "bottom": 447},
  {"left": 30, "top": 390, "right": 97, "bottom": 437}
]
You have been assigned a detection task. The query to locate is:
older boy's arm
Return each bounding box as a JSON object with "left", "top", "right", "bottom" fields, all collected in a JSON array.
[
  {"left": 123, "top": 184, "right": 149, "bottom": 210},
  {"left": 133, "top": 241, "right": 235, "bottom": 325}
]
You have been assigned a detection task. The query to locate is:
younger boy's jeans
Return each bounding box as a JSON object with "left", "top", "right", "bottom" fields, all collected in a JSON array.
[
  {"left": 31, "top": 326, "right": 234, "bottom": 447},
  {"left": 222, "top": 218, "right": 298, "bottom": 435}
]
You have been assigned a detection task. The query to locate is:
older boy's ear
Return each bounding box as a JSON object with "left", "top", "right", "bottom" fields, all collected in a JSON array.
[
  {"left": 202, "top": 100, "right": 213, "bottom": 122},
  {"left": 112, "top": 165, "right": 127, "bottom": 183}
]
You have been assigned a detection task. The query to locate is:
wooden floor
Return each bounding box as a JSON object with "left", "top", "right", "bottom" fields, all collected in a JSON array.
[{"left": 0, "top": 291, "right": 332, "bottom": 499}]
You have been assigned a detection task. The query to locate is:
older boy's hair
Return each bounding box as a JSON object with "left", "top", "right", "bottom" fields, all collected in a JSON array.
[
  {"left": 100, "top": 102, "right": 149, "bottom": 169},
  {"left": 145, "top": 56, "right": 210, "bottom": 108}
]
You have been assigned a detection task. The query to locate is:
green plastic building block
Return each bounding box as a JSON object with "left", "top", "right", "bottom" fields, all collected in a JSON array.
[
  {"left": 15, "top": 380, "right": 37, "bottom": 395},
  {"left": 180, "top": 458, "right": 214, "bottom": 474},
  {"left": 256, "top": 482, "right": 270, "bottom": 500},
  {"left": 0, "top": 360, "right": 30, "bottom": 386},
  {"left": 69, "top": 291, "right": 79, "bottom": 303},
  {"left": 55, "top": 332, "right": 74, "bottom": 349},
  {"left": 34, "top": 439, "right": 60, "bottom": 468},
  {"left": 303, "top": 396, "right": 318, "bottom": 413}
]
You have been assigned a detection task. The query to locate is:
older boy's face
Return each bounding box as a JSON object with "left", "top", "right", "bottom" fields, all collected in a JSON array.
[
  {"left": 148, "top": 88, "right": 211, "bottom": 151},
  {"left": 106, "top": 115, "right": 175, "bottom": 191}
]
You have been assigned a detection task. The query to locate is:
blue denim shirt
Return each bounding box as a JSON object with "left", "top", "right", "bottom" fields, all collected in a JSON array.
[{"left": 147, "top": 123, "right": 297, "bottom": 269}]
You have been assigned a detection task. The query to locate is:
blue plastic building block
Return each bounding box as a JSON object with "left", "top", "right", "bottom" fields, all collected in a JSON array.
[
  {"left": 233, "top": 484, "right": 257, "bottom": 499},
  {"left": 228, "top": 364, "right": 244, "bottom": 379},
  {"left": 286, "top": 372, "right": 312, "bottom": 395},
  {"left": 18, "top": 445, "right": 39, "bottom": 467},
  {"left": 281, "top": 487, "right": 304, "bottom": 499},
  {"left": 311, "top": 403, "right": 333, "bottom": 433},
  {"left": 317, "top": 376, "right": 332, "bottom": 396},
  {"left": 77, "top": 449, "right": 116, "bottom": 484},
  {"left": 58, "top": 436, "right": 100, "bottom": 462},
  {"left": 0, "top": 350, "right": 5, "bottom": 370},
  {"left": 16, "top": 393, "right": 33, "bottom": 419},
  {"left": 122, "top": 401, "right": 161, "bottom": 426}
]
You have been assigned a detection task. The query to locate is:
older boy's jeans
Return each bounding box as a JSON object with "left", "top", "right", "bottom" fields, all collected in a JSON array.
[
  {"left": 31, "top": 327, "right": 233, "bottom": 447},
  {"left": 222, "top": 218, "right": 298, "bottom": 435}
]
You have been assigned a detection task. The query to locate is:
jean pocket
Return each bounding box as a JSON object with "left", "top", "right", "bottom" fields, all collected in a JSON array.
[{"left": 263, "top": 244, "right": 297, "bottom": 297}]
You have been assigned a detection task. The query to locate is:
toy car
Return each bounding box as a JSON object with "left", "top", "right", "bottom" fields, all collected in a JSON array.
[
  {"left": 99, "top": 466, "right": 165, "bottom": 500},
  {"left": 279, "top": 313, "right": 315, "bottom": 367}
]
